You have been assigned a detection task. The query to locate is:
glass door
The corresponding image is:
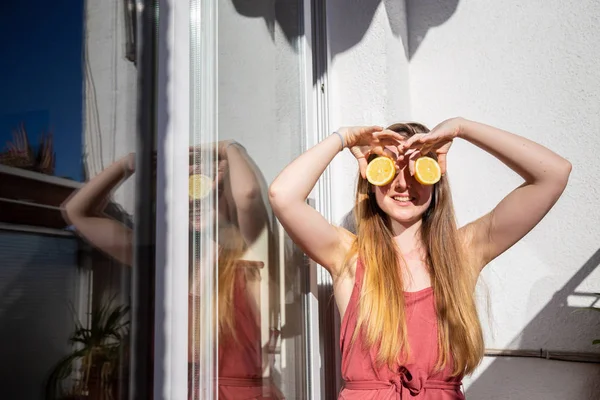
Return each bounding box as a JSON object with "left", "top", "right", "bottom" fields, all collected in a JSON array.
[
  {"left": 156, "top": 0, "right": 315, "bottom": 398},
  {"left": 188, "top": 0, "right": 312, "bottom": 398}
]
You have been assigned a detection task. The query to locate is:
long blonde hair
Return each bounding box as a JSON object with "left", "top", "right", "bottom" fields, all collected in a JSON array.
[
  {"left": 347, "top": 122, "right": 484, "bottom": 376},
  {"left": 216, "top": 223, "right": 249, "bottom": 341}
]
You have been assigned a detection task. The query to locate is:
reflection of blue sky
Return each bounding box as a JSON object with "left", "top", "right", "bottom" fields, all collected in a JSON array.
[{"left": 0, "top": 1, "right": 83, "bottom": 181}]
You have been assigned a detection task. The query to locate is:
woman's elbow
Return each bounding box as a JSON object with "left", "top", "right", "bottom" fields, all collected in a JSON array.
[
  {"left": 268, "top": 182, "right": 289, "bottom": 212},
  {"left": 556, "top": 158, "right": 572, "bottom": 187},
  {"left": 547, "top": 158, "right": 572, "bottom": 195},
  {"left": 268, "top": 183, "right": 281, "bottom": 208},
  {"left": 60, "top": 196, "right": 84, "bottom": 226},
  {"left": 61, "top": 200, "right": 75, "bottom": 225}
]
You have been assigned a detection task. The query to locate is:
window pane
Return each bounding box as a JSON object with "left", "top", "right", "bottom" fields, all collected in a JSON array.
[
  {"left": 188, "top": 0, "right": 308, "bottom": 398},
  {"left": 0, "top": 1, "right": 151, "bottom": 398}
]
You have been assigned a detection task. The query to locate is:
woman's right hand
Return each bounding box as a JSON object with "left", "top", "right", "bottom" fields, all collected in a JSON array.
[{"left": 339, "top": 125, "right": 404, "bottom": 178}]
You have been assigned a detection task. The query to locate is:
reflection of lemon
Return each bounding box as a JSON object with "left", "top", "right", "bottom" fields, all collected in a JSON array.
[
  {"left": 366, "top": 156, "right": 396, "bottom": 186},
  {"left": 414, "top": 156, "right": 441, "bottom": 185},
  {"left": 189, "top": 174, "right": 212, "bottom": 200}
]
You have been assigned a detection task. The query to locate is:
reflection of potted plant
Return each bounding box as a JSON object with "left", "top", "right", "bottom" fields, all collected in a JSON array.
[{"left": 45, "top": 300, "right": 130, "bottom": 400}]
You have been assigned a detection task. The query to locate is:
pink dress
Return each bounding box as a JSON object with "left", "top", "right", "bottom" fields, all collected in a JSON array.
[
  {"left": 189, "top": 268, "right": 284, "bottom": 399},
  {"left": 339, "top": 260, "right": 464, "bottom": 399}
]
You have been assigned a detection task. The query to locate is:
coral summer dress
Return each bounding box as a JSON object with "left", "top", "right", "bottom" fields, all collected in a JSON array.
[
  {"left": 188, "top": 267, "right": 284, "bottom": 399},
  {"left": 339, "top": 259, "right": 465, "bottom": 399}
]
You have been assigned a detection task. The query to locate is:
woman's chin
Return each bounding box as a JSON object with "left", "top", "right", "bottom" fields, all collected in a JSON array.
[{"left": 387, "top": 209, "right": 425, "bottom": 226}]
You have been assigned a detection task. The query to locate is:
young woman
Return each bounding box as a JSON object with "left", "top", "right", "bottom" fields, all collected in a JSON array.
[
  {"left": 62, "top": 142, "right": 283, "bottom": 399},
  {"left": 268, "top": 117, "right": 571, "bottom": 399}
]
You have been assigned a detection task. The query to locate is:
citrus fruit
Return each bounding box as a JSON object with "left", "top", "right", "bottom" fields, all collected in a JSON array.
[
  {"left": 366, "top": 156, "right": 396, "bottom": 186},
  {"left": 414, "top": 156, "right": 441, "bottom": 185},
  {"left": 189, "top": 174, "right": 212, "bottom": 200}
]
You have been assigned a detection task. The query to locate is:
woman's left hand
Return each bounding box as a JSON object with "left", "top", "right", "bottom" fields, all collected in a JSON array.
[
  {"left": 400, "top": 117, "right": 464, "bottom": 175},
  {"left": 189, "top": 143, "right": 229, "bottom": 191}
]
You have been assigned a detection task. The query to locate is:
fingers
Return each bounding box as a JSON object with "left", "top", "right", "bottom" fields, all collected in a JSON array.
[
  {"left": 361, "top": 125, "right": 384, "bottom": 135},
  {"left": 369, "top": 144, "right": 388, "bottom": 157},
  {"left": 407, "top": 149, "right": 422, "bottom": 176},
  {"left": 374, "top": 129, "right": 404, "bottom": 143},
  {"left": 420, "top": 144, "right": 433, "bottom": 156},
  {"left": 358, "top": 156, "right": 368, "bottom": 179},
  {"left": 401, "top": 133, "right": 428, "bottom": 151},
  {"left": 382, "top": 147, "right": 397, "bottom": 159},
  {"left": 437, "top": 152, "right": 447, "bottom": 175},
  {"left": 216, "top": 160, "right": 228, "bottom": 184}
]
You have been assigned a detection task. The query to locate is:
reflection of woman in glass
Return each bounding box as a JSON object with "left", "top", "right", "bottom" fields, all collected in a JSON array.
[
  {"left": 62, "top": 141, "right": 283, "bottom": 399},
  {"left": 269, "top": 119, "right": 571, "bottom": 399}
]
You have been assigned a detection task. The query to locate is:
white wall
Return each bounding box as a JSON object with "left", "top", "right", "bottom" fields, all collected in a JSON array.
[
  {"left": 84, "top": 0, "right": 138, "bottom": 214},
  {"left": 327, "top": 0, "right": 600, "bottom": 398},
  {"left": 327, "top": 0, "right": 412, "bottom": 224}
]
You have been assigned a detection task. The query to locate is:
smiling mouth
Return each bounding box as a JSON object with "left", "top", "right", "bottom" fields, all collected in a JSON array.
[{"left": 392, "top": 195, "right": 415, "bottom": 203}]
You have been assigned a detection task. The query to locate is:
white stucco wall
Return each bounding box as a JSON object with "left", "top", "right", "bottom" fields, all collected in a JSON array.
[
  {"left": 327, "top": 0, "right": 412, "bottom": 224},
  {"left": 327, "top": 0, "right": 600, "bottom": 398},
  {"left": 84, "top": 0, "right": 138, "bottom": 214}
]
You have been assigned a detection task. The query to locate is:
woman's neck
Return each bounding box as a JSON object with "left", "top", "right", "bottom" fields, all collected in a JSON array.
[{"left": 391, "top": 218, "right": 424, "bottom": 254}]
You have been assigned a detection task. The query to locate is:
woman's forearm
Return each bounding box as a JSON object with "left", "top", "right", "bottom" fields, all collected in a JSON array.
[
  {"left": 225, "top": 144, "right": 263, "bottom": 210},
  {"left": 458, "top": 119, "right": 572, "bottom": 185},
  {"left": 63, "top": 154, "right": 134, "bottom": 219},
  {"left": 269, "top": 134, "right": 343, "bottom": 206}
]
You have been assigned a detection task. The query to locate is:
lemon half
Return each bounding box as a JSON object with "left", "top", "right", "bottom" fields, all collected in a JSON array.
[
  {"left": 414, "top": 157, "right": 441, "bottom": 185},
  {"left": 189, "top": 174, "right": 213, "bottom": 200},
  {"left": 366, "top": 156, "right": 396, "bottom": 186}
]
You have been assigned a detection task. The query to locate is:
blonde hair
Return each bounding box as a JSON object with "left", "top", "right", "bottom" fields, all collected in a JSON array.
[
  {"left": 347, "top": 122, "right": 484, "bottom": 376},
  {"left": 216, "top": 223, "right": 249, "bottom": 341}
]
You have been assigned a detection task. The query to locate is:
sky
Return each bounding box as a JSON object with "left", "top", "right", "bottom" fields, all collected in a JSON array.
[{"left": 0, "top": 1, "right": 84, "bottom": 181}]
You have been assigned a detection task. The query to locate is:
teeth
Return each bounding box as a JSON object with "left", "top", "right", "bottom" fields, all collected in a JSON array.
[{"left": 393, "top": 196, "right": 411, "bottom": 202}]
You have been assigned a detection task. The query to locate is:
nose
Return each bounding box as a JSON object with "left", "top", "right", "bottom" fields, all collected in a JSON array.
[{"left": 392, "top": 166, "right": 410, "bottom": 191}]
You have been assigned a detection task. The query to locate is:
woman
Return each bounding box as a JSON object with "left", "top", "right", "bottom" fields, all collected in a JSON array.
[
  {"left": 62, "top": 142, "right": 283, "bottom": 399},
  {"left": 268, "top": 117, "right": 571, "bottom": 399}
]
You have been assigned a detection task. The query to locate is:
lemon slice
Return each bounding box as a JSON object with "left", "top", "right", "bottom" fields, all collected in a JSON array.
[
  {"left": 366, "top": 156, "right": 396, "bottom": 186},
  {"left": 189, "top": 174, "right": 213, "bottom": 200},
  {"left": 414, "top": 156, "right": 441, "bottom": 185}
]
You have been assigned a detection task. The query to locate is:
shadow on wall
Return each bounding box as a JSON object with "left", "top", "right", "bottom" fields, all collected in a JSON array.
[
  {"left": 230, "top": 0, "right": 460, "bottom": 62},
  {"left": 327, "top": 0, "right": 459, "bottom": 61},
  {"left": 230, "top": 0, "right": 301, "bottom": 43},
  {"left": 466, "top": 248, "right": 600, "bottom": 399},
  {"left": 405, "top": 0, "right": 460, "bottom": 59}
]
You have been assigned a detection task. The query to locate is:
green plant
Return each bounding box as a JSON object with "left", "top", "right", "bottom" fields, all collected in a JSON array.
[
  {"left": 0, "top": 123, "right": 55, "bottom": 174},
  {"left": 45, "top": 299, "right": 130, "bottom": 400}
]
